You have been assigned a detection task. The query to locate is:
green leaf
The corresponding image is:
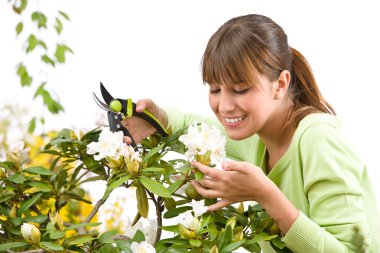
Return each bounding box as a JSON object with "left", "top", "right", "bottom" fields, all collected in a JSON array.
[
  {"left": 221, "top": 239, "right": 246, "bottom": 253},
  {"left": 49, "top": 230, "right": 65, "bottom": 239},
  {"left": 28, "top": 181, "right": 52, "bottom": 192},
  {"left": 63, "top": 234, "right": 95, "bottom": 246},
  {"left": 12, "top": 0, "right": 27, "bottom": 14},
  {"left": 105, "top": 174, "right": 131, "bottom": 193},
  {"left": 17, "top": 193, "right": 43, "bottom": 216},
  {"left": 17, "top": 63, "right": 33, "bottom": 87},
  {"left": 23, "top": 215, "right": 48, "bottom": 223},
  {"left": 24, "top": 166, "right": 55, "bottom": 175},
  {"left": 161, "top": 225, "right": 180, "bottom": 233},
  {"left": 140, "top": 176, "right": 171, "bottom": 198},
  {"left": 40, "top": 242, "right": 64, "bottom": 250},
  {"left": 189, "top": 239, "right": 202, "bottom": 247},
  {"left": 28, "top": 117, "right": 36, "bottom": 133},
  {"left": 65, "top": 222, "right": 102, "bottom": 231},
  {"left": 142, "top": 142, "right": 165, "bottom": 162},
  {"left": 0, "top": 242, "right": 29, "bottom": 251},
  {"left": 167, "top": 179, "right": 185, "bottom": 194},
  {"left": 59, "top": 10, "right": 70, "bottom": 21},
  {"left": 16, "top": 22, "right": 23, "bottom": 36},
  {"left": 243, "top": 240, "right": 261, "bottom": 253},
  {"left": 26, "top": 34, "right": 37, "bottom": 53},
  {"left": 99, "top": 230, "right": 118, "bottom": 243},
  {"left": 55, "top": 44, "right": 73, "bottom": 63},
  {"left": 42, "top": 55, "right": 56, "bottom": 67},
  {"left": 31, "top": 11, "right": 47, "bottom": 29},
  {"left": 141, "top": 167, "right": 165, "bottom": 172},
  {"left": 163, "top": 206, "right": 192, "bottom": 219},
  {"left": 132, "top": 230, "right": 145, "bottom": 243},
  {"left": 55, "top": 17, "right": 63, "bottom": 34},
  {"left": 38, "top": 40, "right": 47, "bottom": 50},
  {"left": 7, "top": 173, "right": 26, "bottom": 183}
]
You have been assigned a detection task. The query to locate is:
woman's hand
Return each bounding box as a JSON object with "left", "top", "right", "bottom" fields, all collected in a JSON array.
[
  {"left": 122, "top": 99, "right": 168, "bottom": 145},
  {"left": 191, "top": 160, "right": 299, "bottom": 234},
  {"left": 190, "top": 160, "right": 274, "bottom": 211}
]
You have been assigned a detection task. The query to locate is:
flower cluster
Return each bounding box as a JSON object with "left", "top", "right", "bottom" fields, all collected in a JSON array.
[
  {"left": 179, "top": 122, "right": 226, "bottom": 166},
  {"left": 87, "top": 127, "right": 142, "bottom": 173}
]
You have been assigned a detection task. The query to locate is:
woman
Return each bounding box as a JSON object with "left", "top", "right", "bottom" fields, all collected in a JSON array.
[{"left": 123, "top": 14, "right": 379, "bottom": 252}]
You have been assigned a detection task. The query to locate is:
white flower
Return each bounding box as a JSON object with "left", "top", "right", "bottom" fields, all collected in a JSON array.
[
  {"left": 0, "top": 224, "right": 5, "bottom": 234},
  {"left": 191, "top": 199, "right": 208, "bottom": 217},
  {"left": 87, "top": 127, "right": 127, "bottom": 160},
  {"left": 179, "top": 122, "right": 226, "bottom": 165},
  {"left": 131, "top": 241, "right": 156, "bottom": 253},
  {"left": 21, "top": 223, "right": 41, "bottom": 244},
  {"left": 177, "top": 210, "right": 201, "bottom": 231},
  {"left": 124, "top": 217, "right": 157, "bottom": 245}
]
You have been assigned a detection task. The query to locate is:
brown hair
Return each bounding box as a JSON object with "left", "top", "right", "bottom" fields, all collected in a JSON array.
[{"left": 202, "top": 14, "right": 335, "bottom": 127}]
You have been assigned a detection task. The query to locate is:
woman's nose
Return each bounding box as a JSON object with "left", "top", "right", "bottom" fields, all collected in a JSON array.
[{"left": 218, "top": 92, "right": 235, "bottom": 113}]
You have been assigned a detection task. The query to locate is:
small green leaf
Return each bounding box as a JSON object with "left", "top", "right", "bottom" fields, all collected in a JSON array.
[
  {"left": 189, "top": 239, "right": 202, "bottom": 247},
  {"left": 63, "top": 234, "right": 95, "bottom": 246},
  {"left": 161, "top": 225, "right": 180, "bottom": 233},
  {"left": 28, "top": 117, "right": 36, "bottom": 133},
  {"left": 42, "top": 55, "right": 55, "bottom": 67},
  {"left": 55, "top": 44, "right": 73, "bottom": 63},
  {"left": 24, "top": 166, "right": 55, "bottom": 175},
  {"left": 26, "top": 34, "right": 37, "bottom": 53},
  {"left": 31, "top": 11, "right": 47, "bottom": 29},
  {"left": 142, "top": 142, "right": 165, "bottom": 162},
  {"left": 99, "top": 230, "right": 118, "bottom": 243},
  {"left": 163, "top": 206, "right": 192, "bottom": 219},
  {"left": 140, "top": 176, "right": 171, "bottom": 198},
  {"left": 59, "top": 10, "right": 70, "bottom": 20},
  {"left": 65, "top": 222, "right": 102, "bottom": 231},
  {"left": 16, "top": 22, "right": 23, "bottom": 36},
  {"left": 17, "top": 63, "right": 33, "bottom": 87},
  {"left": 28, "top": 182, "right": 52, "bottom": 192},
  {"left": 41, "top": 241, "right": 64, "bottom": 250},
  {"left": 7, "top": 174, "right": 26, "bottom": 183},
  {"left": 55, "top": 17, "right": 63, "bottom": 34},
  {"left": 132, "top": 230, "right": 145, "bottom": 243},
  {"left": 17, "top": 193, "right": 43, "bottom": 216},
  {"left": 49, "top": 230, "right": 65, "bottom": 239},
  {"left": 105, "top": 174, "right": 131, "bottom": 193},
  {"left": 0, "top": 242, "right": 29, "bottom": 251},
  {"left": 23, "top": 215, "right": 48, "bottom": 224}
]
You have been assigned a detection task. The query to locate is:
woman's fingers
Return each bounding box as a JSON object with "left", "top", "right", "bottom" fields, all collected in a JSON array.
[
  {"left": 191, "top": 180, "right": 220, "bottom": 199},
  {"left": 222, "top": 160, "right": 250, "bottom": 175},
  {"left": 192, "top": 161, "right": 222, "bottom": 180},
  {"left": 208, "top": 199, "right": 233, "bottom": 212}
]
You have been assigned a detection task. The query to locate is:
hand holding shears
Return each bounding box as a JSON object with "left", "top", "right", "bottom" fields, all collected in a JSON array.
[{"left": 93, "top": 82, "right": 168, "bottom": 147}]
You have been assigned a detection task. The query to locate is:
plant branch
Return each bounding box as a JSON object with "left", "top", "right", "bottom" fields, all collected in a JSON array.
[
  {"left": 147, "top": 190, "right": 163, "bottom": 244},
  {"left": 84, "top": 198, "right": 106, "bottom": 223}
]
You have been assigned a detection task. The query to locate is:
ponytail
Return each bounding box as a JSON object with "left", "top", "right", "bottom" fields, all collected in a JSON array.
[{"left": 290, "top": 47, "right": 335, "bottom": 126}]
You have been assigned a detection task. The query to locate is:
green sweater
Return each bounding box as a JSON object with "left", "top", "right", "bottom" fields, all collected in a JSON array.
[{"left": 166, "top": 108, "right": 380, "bottom": 253}]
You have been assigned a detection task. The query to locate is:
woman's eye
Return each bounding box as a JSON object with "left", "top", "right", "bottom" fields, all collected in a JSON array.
[
  {"left": 234, "top": 88, "right": 249, "bottom": 94},
  {"left": 209, "top": 88, "right": 220, "bottom": 94}
]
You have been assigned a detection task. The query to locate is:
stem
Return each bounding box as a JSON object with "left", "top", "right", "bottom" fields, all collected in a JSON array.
[
  {"left": 147, "top": 191, "right": 163, "bottom": 244},
  {"left": 84, "top": 198, "right": 106, "bottom": 223}
]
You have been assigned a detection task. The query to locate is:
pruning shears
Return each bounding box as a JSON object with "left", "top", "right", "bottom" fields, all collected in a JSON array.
[{"left": 92, "top": 82, "right": 168, "bottom": 147}]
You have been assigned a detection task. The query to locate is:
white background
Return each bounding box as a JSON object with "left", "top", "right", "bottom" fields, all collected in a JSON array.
[{"left": 1, "top": 0, "right": 379, "bottom": 215}]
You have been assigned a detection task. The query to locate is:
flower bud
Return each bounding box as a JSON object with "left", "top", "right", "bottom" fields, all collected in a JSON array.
[
  {"left": 126, "top": 158, "right": 140, "bottom": 174},
  {"left": 0, "top": 167, "right": 6, "bottom": 179},
  {"left": 10, "top": 205, "right": 17, "bottom": 218},
  {"left": 236, "top": 202, "right": 244, "bottom": 214},
  {"left": 226, "top": 216, "right": 237, "bottom": 230},
  {"left": 21, "top": 223, "right": 41, "bottom": 244},
  {"left": 233, "top": 227, "right": 244, "bottom": 241},
  {"left": 6, "top": 152, "right": 21, "bottom": 172},
  {"left": 185, "top": 183, "right": 202, "bottom": 200},
  {"left": 49, "top": 212, "right": 64, "bottom": 231},
  {"left": 106, "top": 156, "right": 124, "bottom": 170},
  {"left": 195, "top": 151, "right": 211, "bottom": 165},
  {"left": 209, "top": 245, "right": 219, "bottom": 253},
  {"left": 179, "top": 224, "right": 197, "bottom": 240}
]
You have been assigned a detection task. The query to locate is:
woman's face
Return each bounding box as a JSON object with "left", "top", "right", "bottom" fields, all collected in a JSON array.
[{"left": 208, "top": 75, "right": 276, "bottom": 140}]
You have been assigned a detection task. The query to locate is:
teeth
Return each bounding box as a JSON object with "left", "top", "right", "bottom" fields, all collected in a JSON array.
[{"left": 224, "top": 116, "right": 246, "bottom": 123}]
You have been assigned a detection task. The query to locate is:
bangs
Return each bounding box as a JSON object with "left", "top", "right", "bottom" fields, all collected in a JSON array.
[{"left": 202, "top": 31, "right": 261, "bottom": 87}]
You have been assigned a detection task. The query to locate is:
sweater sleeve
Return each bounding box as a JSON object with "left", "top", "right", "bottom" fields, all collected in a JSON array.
[{"left": 283, "top": 122, "right": 370, "bottom": 252}]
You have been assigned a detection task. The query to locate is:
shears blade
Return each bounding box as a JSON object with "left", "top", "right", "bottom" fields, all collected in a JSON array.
[{"left": 100, "top": 82, "right": 114, "bottom": 105}]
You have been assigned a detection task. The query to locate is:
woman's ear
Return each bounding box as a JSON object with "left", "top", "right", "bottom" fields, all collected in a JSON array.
[{"left": 273, "top": 70, "right": 291, "bottom": 100}]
